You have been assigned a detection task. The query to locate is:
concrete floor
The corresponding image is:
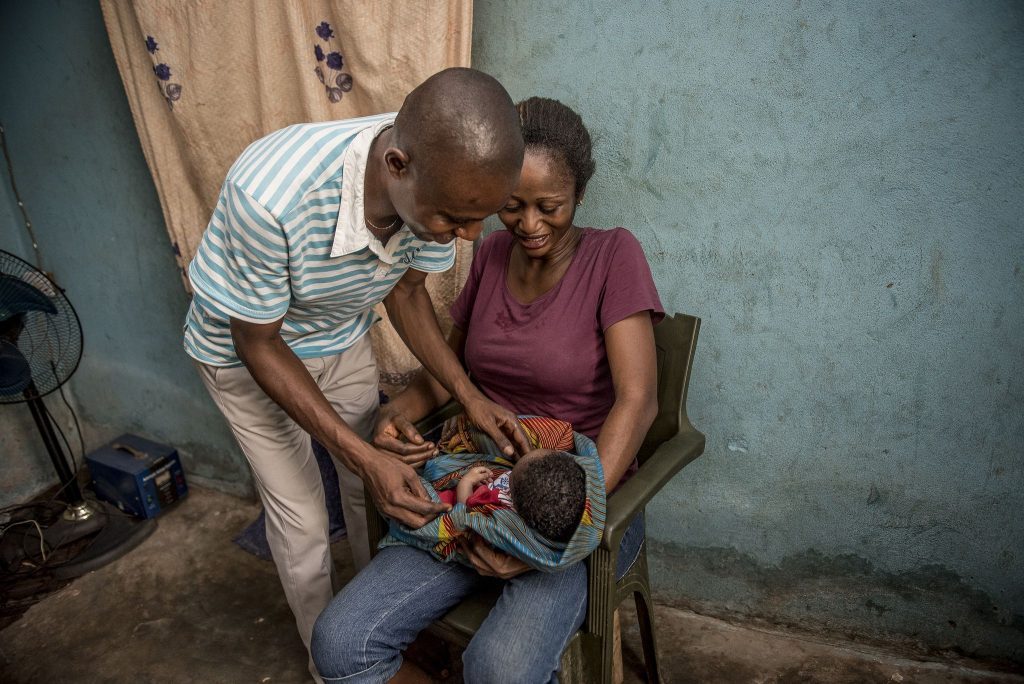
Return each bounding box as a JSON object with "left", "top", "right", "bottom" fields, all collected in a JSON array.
[{"left": 1, "top": 486, "right": 1020, "bottom": 683}]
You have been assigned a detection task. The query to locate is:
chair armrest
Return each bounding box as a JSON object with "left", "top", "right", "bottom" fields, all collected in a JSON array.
[
  {"left": 600, "top": 423, "right": 705, "bottom": 552},
  {"left": 414, "top": 400, "right": 463, "bottom": 435}
]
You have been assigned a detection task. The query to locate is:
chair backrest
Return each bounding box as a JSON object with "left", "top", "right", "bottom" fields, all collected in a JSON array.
[{"left": 635, "top": 313, "right": 701, "bottom": 464}]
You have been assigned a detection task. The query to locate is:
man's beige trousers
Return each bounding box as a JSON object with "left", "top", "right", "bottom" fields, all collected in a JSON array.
[{"left": 196, "top": 335, "right": 378, "bottom": 657}]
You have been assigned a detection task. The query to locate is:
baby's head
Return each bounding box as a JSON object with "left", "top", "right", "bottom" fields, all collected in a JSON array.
[{"left": 510, "top": 448, "right": 587, "bottom": 543}]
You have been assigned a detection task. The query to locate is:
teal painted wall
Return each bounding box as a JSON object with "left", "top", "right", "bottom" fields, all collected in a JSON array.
[
  {"left": 0, "top": 0, "right": 1020, "bottom": 665},
  {"left": 472, "top": 0, "right": 1023, "bottom": 664},
  {"left": 0, "top": 0, "right": 250, "bottom": 505},
  {"left": 0, "top": 118, "right": 55, "bottom": 503}
]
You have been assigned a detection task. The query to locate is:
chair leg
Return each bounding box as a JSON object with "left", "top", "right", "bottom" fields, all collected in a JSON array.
[
  {"left": 612, "top": 608, "right": 623, "bottom": 684},
  {"left": 559, "top": 633, "right": 586, "bottom": 684},
  {"left": 634, "top": 587, "right": 661, "bottom": 684},
  {"left": 584, "top": 548, "right": 619, "bottom": 683}
]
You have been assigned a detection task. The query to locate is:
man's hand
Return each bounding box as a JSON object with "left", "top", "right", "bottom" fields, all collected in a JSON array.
[
  {"left": 360, "top": 450, "right": 448, "bottom": 529},
  {"left": 458, "top": 532, "right": 530, "bottom": 579},
  {"left": 462, "top": 395, "right": 531, "bottom": 458},
  {"left": 372, "top": 405, "right": 436, "bottom": 467}
]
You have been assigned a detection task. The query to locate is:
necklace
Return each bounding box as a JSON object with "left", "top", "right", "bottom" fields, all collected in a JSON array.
[
  {"left": 364, "top": 213, "right": 402, "bottom": 233},
  {"left": 364, "top": 124, "right": 401, "bottom": 236}
]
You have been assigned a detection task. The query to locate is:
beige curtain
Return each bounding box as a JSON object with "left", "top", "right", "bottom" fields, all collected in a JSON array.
[{"left": 100, "top": 0, "right": 474, "bottom": 393}]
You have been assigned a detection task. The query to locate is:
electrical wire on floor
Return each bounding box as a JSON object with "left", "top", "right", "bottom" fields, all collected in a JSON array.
[
  {"left": 0, "top": 519, "right": 48, "bottom": 563},
  {"left": 0, "top": 500, "right": 107, "bottom": 580}
]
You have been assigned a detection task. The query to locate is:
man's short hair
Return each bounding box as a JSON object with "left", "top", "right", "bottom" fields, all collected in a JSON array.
[{"left": 393, "top": 67, "right": 523, "bottom": 175}]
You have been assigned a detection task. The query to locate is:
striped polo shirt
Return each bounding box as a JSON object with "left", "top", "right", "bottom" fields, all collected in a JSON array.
[{"left": 184, "top": 113, "right": 455, "bottom": 367}]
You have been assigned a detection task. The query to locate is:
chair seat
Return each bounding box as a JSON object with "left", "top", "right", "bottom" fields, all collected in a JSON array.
[{"left": 427, "top": 584, "right": 501, "bottom": 646}]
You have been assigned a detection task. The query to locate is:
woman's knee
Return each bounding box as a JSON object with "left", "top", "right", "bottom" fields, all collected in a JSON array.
[
  {"left": 311, "top": 598, "right": 376, "bottom": 679},
  {"left": 463, "top": 565, "right": 587, "bottom": 684},
  {"left": 463, "top": 640, "right": 520, "bottom": 684},
  {"left": 463, "top": 630, "right": 558, "bottom": 684},
  {"left": 312, "top": 590, "right": 409, "bottom": 681},
  {"left": 311, "top": 547, "right": 468, "bottom": 680}
]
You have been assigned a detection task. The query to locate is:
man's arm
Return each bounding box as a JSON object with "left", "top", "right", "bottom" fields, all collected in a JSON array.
[
  {"left": 229, "top": 316, "right": 447, "bottom": 528},
  {"left": 371, "top": 327, "right": 460, "bottom": 464},
  {"left": 383, "top": 268, "right": 530, "bottom": 456}
]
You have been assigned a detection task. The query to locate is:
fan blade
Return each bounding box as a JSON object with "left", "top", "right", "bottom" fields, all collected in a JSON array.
[
  {"left": 0, "top": 339, "right": 31, "bottom": 396},
  {"left": 0, "top": 274, "right": 58, "bottom": 321}
]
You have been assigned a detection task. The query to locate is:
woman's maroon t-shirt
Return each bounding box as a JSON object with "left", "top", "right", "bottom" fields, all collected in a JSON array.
[{"left": 450, "top": 227, "right": 664, "bottom": 440}]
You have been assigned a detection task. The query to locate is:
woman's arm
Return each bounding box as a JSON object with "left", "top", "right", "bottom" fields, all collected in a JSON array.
[{"left": 596, "top": 311, "right": 659, "bottom": 491}]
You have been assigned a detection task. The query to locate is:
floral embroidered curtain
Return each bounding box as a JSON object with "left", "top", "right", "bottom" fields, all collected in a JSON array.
[{"left": 100, "top": 0, "right": 474, "bottom": 393}]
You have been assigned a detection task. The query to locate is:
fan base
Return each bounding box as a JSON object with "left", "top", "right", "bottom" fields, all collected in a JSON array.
[
  {"left": 1, "top": 499, "right": 156, "bottom": 582},
  {"left": 50, "top": 500, "right": 156, "bottom": 580},
  {"left": 62, "top": 501, "right": 98, "bottom": 522}
]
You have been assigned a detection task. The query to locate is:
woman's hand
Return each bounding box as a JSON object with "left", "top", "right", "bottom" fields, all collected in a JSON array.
[
  {"left": 372, "top": 405, "right": 437, "bottom": 467},
  {"left": 458, "top": 532, "right": 530, "bottom": 579}
]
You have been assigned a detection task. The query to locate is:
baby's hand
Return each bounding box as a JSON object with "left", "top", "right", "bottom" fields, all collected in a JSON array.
[
  {"left": 456, "top": 466, "right": 493, "bottom": 503},
  {"left": 464, "top": 466, "right": 493, "bottom": 486}
]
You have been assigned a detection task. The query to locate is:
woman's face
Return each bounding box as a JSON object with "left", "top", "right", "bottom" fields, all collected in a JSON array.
[{"left": 498, "top": 149, "right": 577, "bottom": 257}]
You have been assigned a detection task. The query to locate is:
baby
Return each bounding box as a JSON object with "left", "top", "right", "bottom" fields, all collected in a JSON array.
[
  {"left": 437, "top": 448, "right": 587, "bottom": 544},
  {"left": 380, "top": 414, "right": 605, "bottom": 570}
]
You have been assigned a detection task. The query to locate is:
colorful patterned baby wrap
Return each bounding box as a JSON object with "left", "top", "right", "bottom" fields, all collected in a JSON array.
[{"left": 380, "top": 415, "right": 607, "bottom": 572}]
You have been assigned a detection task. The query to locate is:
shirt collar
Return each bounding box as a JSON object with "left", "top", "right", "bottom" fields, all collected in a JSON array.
[{"left": 330, "top": 114, "right": 408, "bottom": 263}]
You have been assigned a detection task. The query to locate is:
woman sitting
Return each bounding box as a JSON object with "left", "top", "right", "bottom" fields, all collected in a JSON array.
[{"left": 311, "top": 96, "right": 664, "bottom": 684}]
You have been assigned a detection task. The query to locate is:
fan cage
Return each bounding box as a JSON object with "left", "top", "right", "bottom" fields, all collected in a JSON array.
[{"left": 0, "top": 250, "right": 83, "bottom": 404}]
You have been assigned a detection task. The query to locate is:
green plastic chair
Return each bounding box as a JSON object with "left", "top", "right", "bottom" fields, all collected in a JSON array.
[{"left": 365, "top": 312, "right": 705, "bottom": 683}]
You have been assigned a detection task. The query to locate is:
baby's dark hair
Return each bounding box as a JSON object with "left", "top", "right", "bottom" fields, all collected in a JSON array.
[
  {"left": 512, "top": 451, "right": 587, "bottom": 543},
  {"left": 516, "top": 97, "right": 595, "bottom": 198}
]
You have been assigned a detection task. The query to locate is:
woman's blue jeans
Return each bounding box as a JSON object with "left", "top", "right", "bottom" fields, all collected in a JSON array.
[{"left": 311, "top": 515, "right": 645, "bottom": 684}]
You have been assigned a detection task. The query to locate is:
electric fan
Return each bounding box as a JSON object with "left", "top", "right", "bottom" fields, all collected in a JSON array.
[{"left": 0, "top": 249, "right": 154, "bottom": 581}]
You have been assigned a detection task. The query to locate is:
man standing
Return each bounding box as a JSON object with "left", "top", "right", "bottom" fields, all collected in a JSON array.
[{"left": 183, "top": 68, "right": 528, "bottom": 663}]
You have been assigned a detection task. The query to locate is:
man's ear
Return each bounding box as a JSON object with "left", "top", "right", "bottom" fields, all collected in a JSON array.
[{"left": 384, "top": 147, "right": 410, "bottom": 179}]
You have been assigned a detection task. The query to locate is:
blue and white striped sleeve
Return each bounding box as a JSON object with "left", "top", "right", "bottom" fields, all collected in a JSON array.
[
  {"left": 187, "top": 181, "right": 291, "bottom": 323},
  {"left": 407, "top": 239, "right": 456, "bottom": 273}
]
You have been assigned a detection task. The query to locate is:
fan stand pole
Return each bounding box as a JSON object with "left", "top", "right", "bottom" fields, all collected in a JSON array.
[
  {"left": 11, "top": 382, "right": 156, "bottom": 580},
  {"left": 24, "top": 381, "right": 97, "bottom": 522}
]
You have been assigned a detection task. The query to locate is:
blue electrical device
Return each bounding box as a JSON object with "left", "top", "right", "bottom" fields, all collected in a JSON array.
[{"left": 85, "top": 434, "right": 188, "bottom": 519}]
